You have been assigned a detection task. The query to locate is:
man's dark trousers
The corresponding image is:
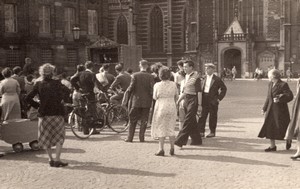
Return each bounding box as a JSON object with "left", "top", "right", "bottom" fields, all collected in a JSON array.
[
  {"left": 83, "top": 92, "right": 98, "bottom": 134},
  {"left": 198, "top": 93, "right": 218, "bottom": 134},
  {"left": 127, "top": 107, "right": 150, "bottom": 141},
  {"left": 175, "top": 94, "right": 202, "bottom": 146}
]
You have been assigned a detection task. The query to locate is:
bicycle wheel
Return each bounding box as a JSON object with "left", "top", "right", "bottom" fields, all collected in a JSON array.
[
  {"left": 107, "top": 105, "right": 129, "bottom": 133},
  {"left": 95, "top": 102, "right": 106, "bottom": 131},
  {"left": 68, "top": 110, "right": 94, "bottom": 139}
]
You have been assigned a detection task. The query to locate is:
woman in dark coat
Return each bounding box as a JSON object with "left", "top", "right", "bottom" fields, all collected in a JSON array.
[
  {"left": 258, "top": 69, "right": 293, "bottom": 152},
  {"left": 26, "top": 63, "right": 70, "bottom": 167}
]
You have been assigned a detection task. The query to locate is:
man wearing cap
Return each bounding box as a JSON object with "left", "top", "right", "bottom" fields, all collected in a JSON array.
[
  {"left": 198, "top": 63, "right": 227, "bottom": 138},
  {"left": 124, "top": 59, "right": 154, "bottom": 142}
]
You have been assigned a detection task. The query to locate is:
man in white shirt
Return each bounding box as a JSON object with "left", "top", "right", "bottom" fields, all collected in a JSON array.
[{"left": 197, "top": 63, "right": 227, "bottom": 138}]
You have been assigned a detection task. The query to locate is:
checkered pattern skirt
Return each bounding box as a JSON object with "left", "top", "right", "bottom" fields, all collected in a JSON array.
[{"left": 38, "top": 116, "right": 65, "bottom": 149}]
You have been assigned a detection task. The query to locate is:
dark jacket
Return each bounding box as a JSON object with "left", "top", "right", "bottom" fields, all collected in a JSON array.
[
  {"left": 127, "top": 70, "right": 154, "bottom": 108},
  {"left": 202, "top": 74, "right": 227, "bottom": 105},
  {"left": 110, "top": 72, "right": 131, "bottom": 92},
  {"left": 258, "top": 80, "right": 293, "bottom": 140},
  {"left": 70, "top": 70, "right": 103, "bottom": 94},
  {"left": 26, "top": 78, "right": 70, "bottom": 117}
]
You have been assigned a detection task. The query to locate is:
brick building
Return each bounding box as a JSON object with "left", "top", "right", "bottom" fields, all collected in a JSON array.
[
  {"left": 0, "top": 0, "right": 109, "bottom": 73},
  {"left": 0, "top": 0, "right": 293, "bottom": 77}
]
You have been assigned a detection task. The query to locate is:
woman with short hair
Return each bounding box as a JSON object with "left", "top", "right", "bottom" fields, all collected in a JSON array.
[
  {"left": 258, "top": 69, "right": 293, "bottom": 152},
  {"left": 0, "top": 67, "right": 21, "bottom": 120},
  {"left": 26, "top": 63, "right": 70, "bottom": 167},
  {"left": 151, "top": 66, "right": 178, "bottom": 156}
]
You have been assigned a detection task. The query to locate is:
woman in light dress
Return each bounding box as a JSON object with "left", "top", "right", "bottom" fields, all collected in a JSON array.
[
  {"left": 0, "top": 67, "right": 21, "bottom": 121},
  {"left": 151, "top": 66, "right": 178, "bottom": 156}
]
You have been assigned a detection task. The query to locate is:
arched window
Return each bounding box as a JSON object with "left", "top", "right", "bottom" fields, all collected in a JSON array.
[
  {"left": 117, "top": 14, "right": 128, "bottom": 45},
  {"left": 150, "top": 6, "right": 163, "bottom": 53}
]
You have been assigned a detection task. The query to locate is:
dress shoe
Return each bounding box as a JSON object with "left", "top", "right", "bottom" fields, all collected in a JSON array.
[
  {"left": 200, "top": 133, "right": 205, "bottom": 137},
  {"left": 124, "top": 138, "right": 132, "bottom": 142},
  {"left": 155, "top": 150, "right": 165, "bottom": 156},
  {"left": 139, "top": 138, "right": 145, "bottom": 142},
  {"left": 206, "top": 133, "right": 216, "bottom": 138},
  {"left": 290, "top": 155, "right": 300, "bottom": 160},
  {"left": 53, "top": 161, "right": 68, "bottom": 167},
  {"left": 170, "top": 148, "right": 175, "bottom": 156},
  {"left": 0, "top": 153, "right": 4, "bottom": 158},
  {"left": 286, "top": 140, "right": 292, "bottom": 150},
  {"left": 49, "top": 160, "right": 55, "bottom": 167},
  {"left": 264, "top": 146, "right": 277, "bottom": 152}
]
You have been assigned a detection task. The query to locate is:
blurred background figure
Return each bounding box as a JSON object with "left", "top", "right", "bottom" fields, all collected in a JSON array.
[{"left": 0, "top": 67, "right": 21, "bottom": 121}]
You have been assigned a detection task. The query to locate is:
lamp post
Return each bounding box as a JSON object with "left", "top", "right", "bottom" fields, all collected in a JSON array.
[{"left": 72, "top": 25, "right": 81, "bottom": 41}]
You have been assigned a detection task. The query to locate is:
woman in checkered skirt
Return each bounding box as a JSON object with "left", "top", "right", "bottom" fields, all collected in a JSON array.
[{"left": 26, "top": 63, "right": 70, "bottom": 167}]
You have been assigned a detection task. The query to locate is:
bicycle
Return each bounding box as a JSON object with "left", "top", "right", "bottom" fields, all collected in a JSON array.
[
  {"left": 97, "top": 91, "right": 129, "bottom": 133},
  {"left": 66, "top": 92, "right": 129, "bottom": 139}
]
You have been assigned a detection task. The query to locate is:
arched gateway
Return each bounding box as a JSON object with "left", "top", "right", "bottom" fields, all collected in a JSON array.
[{"left": 224, "top": 49, "right": 242, "bottom": 78}]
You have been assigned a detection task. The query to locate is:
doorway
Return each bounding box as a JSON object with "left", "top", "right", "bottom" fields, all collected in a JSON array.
[{"left": 224, "top": 49, "right": 242, "bottom": 78}]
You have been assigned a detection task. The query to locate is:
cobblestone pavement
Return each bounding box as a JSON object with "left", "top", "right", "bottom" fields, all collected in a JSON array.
[{"left": 1, "top": 79, "right": 300, "bottom": 189}]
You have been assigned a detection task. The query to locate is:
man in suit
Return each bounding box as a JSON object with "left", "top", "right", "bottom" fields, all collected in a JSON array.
[
  {"left": 198, "top": 63, "right": 227, "bottom": 138},
  {"left": 70, "top": 61, "right": 103, "bottom": 134},
  {"left": 124, "top": 59, "right": 154, "bottom": 142}
]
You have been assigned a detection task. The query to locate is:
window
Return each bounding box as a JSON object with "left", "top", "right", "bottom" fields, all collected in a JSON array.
[
  {"left": 88, "top": 10, "right": 98, "bottom": 35},
  {"left": 41, "top": 49, "right": 53, "bottom": 64},
  {"left": 6, "top": 49, "right": 21, "bottom": 67},
  {"left": 4, "top": 4, "right": 17, "bottom": 33},
  {"left": 39, "top": 6, "right": 51, "bottom": 33},
  {"left": 67, "top": 49, "right": 78, "bottom": 65},
  {"left": 117, "top": 15, "right": 128, "bottom": 44},
  {"left": 64, "top": 7, "right": 75, "bottom": 34},
  {"left": 150, "top": 6, "right": 163, "bottom": 53}
]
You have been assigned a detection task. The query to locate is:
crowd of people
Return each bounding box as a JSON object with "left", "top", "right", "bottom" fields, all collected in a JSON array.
[{"left": 1, "top": 57, "right": 300, "bottom": 165}]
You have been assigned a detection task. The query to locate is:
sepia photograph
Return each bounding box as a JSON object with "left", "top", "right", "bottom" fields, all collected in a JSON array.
[{"left": 0, "top": 0, "right": 300, "bottom": 188}]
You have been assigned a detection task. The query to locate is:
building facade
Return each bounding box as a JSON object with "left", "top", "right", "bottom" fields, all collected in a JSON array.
[
  {"left": 0, "top": 0, "right": 295, "bottom": 77},
  {"left": 0, "top": 0, "right": 109, "bottom": 73}
]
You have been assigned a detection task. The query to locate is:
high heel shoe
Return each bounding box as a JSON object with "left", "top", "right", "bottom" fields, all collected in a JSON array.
[
  {"left": 170, "top": 148, "right": 175, "bottom": 156},
  {"left": 290, "top": 155, "right": 300, "bottom": 160},
  {"left": 155, "top": 150, "right": 165, "bottom": 156}
]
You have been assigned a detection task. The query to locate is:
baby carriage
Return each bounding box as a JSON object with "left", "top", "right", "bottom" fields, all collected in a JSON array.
[{"left": 0, "top": 106, "right": 39, "bottom": 152}]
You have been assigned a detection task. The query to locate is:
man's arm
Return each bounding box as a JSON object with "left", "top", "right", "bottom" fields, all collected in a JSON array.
[
  {"left": 195, "top": 77, "right": 202, "bottom": 113},
  {"left": 218, "top": 79, "right": 227, "bottom": 101},
  {"left": 110, "top": 76, "right": 121, "bottom": 91},
  {"left": 126, "top": 75, "right": 135, "bottom": 93}
]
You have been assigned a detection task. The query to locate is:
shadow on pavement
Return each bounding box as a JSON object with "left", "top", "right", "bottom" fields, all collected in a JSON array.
[
  {"left": 175, "top": 154, "right": 288, "bottom": 167},
  {"left": 65, "top": 161, "right": 176, "bottom": 177}
]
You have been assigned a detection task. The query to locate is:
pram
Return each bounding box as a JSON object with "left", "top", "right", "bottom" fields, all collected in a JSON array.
[{"left": 0, "top": 107, "right": 39, "bottom": 152}]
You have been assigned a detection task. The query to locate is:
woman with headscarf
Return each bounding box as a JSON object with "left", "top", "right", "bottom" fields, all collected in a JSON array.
[{"left": 26, "top": 63, "right": 70, "bottom": 167}]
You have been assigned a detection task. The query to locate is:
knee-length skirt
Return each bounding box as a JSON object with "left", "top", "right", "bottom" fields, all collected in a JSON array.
[{"left": 38, "top": 116, "right": 65, "bottom": 148}]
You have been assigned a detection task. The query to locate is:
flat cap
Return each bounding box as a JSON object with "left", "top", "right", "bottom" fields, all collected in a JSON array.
[{"left": 204, "top": 63, "right": 216, "bottom": 69}]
